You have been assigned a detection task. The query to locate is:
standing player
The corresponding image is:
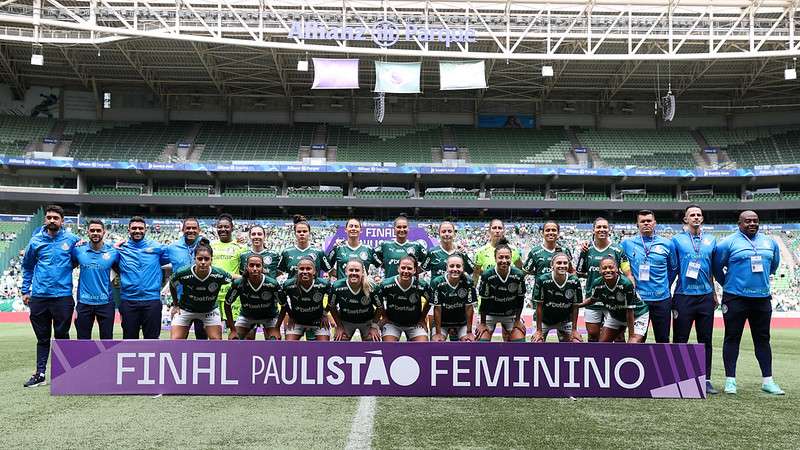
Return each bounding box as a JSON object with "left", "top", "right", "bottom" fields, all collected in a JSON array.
[
  {"left": 169, "top": 244, "right": 232, "bottom": 340},
  {"left": 713, "top": 210, "right": 784, "bottom": 395},
  {"left": 224, "top": 254, "right": 282, "bottom": 340},
  {"left": 72, "top": 219, "right": 119, "bottom": 340},
  {"left": 375, "top": 214, "right": 427, "bottom": 279},
  {"left": 278, "top": 215, "right": 331, "bottom": 277},
  {"left": 430, "top": 255, "right": 477, "bottom": 342},
  {"left": 239, "top": 225, "right": 279, "bottom": 278},
  {"left": 581, "top": 257, "right": 648, "bottom": 343},
  {"left": 531, "top": 253, "right": 583, "bottom": 343},
  {"left": 475, "top": 239, "right": 527, "bottom": 342},
  {"left": 210, "top": 213, "right": 245, "bottom": 339},
  {"left": 576, "top": 217, "right": 633, "bottom": 342},
  {"left": 671, "top": 205, "right": 719, "bottom": 394},
  {"left": 117, "top": 216, "right": 170, "bottom": 339},
  {"left": 524, "top": 221, "right": 573, "bottom": 277},
  {"left": 621, "top": 210, "right": 676, "bottom": 342},
  {"left": 473, "top": 218, "right": 523, "bottom": 285},
  {"left": 328, "top": 259, "right": 382, "bottom": 341},
  {"left": 375, "top": 255, "right": 430, "bottom": 342},
  {"left": 21, "top": 205, "right": 79, "bottom": 387},
  {"left": 327, "top": 218, "right": 379, "bottom": 280},
  {"left": 279, "top": 257, "right": 332, "bottom": 341},
  {"left": 422, "top": 221, "right": 473, "bottom": 279},
  {"left": 164, "top": 217, "right": 209, "bottom": 339}
]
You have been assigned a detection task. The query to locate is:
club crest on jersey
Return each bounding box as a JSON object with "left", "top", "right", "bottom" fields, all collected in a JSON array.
[
  {"left": 61, "top": 242, "right": 70, "bottom": 251},
  {"left": 565, "top": 289, "right": 575, "bottom": 300},
  {"left": 406, "top": 247, "right": 416, "bottom": 255},
  {"left": 507, "top": 282, "right": 519, "bottom": 293},
  {"left": 145, "top": 247, "right": 153, "bottom": 253},
  {"left": 408, "top": 293, "right": 419, "bottom": 303},
  {"left": 208, "top": 283, "right": 219, "bottom": 292},
  {"left": 102, "top": 252, "right": 111, "bottom": 260},
  {"left": 361, "top": 295, "right": 371, "bottom": 306},
  {"left": 307, "top": 253, "right": 317, "bottom": 261},
  {"left": 264, "top": 256, "right": 272, "bottom": 265},
  {"left": 261, "top": 291, "right": 272, "bottom": 301},
  {"left": 457, "top": 288, "right": 468, "bottom": 299},
  {"left": 359, "top": 251, "right": 368, "bottom": 260},
  {"left": 313, "top": 292, "right": 324, "bottom": 303},
  {"left": 616, "top": 292, "right": 625, "bottom": 302}
]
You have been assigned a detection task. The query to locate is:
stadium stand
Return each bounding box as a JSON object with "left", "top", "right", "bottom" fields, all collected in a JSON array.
[
  {"left": 222, "top": 186, "right": 278, "bottom": 198},
  {"left": 700, "top": 126, "right": 800, "bottom": 168},
  {"left": 490, "top": 189, "right": 545, "bottom": 201},
  {"left": 196, "top": 123, "right": 314, "bottom": 161},
  {"left": 424, "top": 188, "right": 479, "bottom": 200},
  {"left": 451, "top": 126, "right": 569, "bottom": 165},
  {"left": 0, "top": 116, "right": 54, "bottom": 155},
  {"left": 66, "top": 121, "right": 191, "bottom": 161},
  {"left": 356, "top": 188, "right": 411, "bottom": 199},
  {"left": 287, "top": 186, "right": 344, "bottom": 198},
  {"left": 577, "top": 128, "right": 698, "bottom": 168},
  {"left": 327, "top": 125, "right": 440, "bottom": 163}
]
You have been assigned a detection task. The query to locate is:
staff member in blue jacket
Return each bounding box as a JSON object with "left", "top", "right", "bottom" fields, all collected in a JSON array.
[
  {"left": 72, "top": 219, "right": 119, "bottom": 340},
  {"left": 621, "top": 210, "right": 677, "bottom": 343},
  {"left": 117, "top": 216, "right": 170, "bottom": 339},
  {"left": 164, "top": 217, "right": 209, "bottom": 339},
  {"left": 671, "top": 205, "right": 718, "bottom": 394},
  {"left": 21, "top": 205, "right": 79, "bottom": 388},
  {"left": 713, "top": 210, "right": 784, "bottom": 395}
]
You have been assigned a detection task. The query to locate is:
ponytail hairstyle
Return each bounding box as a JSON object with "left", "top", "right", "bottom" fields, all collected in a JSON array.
[
  {"left": 399, "top": 254, "right": 417, "bottom": 268},
  {"left": 293, "top": 214, "right": 311, "bottom": 232},
  {"left": 445, "top": 254, "right": 467, "bottom": 283},
  {"left": 494, "top": 237, "right": 511, "bottom": 256},
  {"left": 549, "top": 252, "right": 570, "bottom": 268},
  {"left": 195, "top": 243, "right": 214, "bottom": 258},
  {"left": 394, "top": 213, "right": 409, "bottom": 226},
  {"left": 345, "top": 258, "right": 372, "bottom": 297}
]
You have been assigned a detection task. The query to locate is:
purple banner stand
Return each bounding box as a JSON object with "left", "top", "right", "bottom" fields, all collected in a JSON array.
[{"left": 50, "top": 341, "right": 705, "bottom": 398}]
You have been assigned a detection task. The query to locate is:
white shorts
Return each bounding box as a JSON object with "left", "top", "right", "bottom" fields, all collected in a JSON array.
[
  {"left": 603, "top": 310, "right": 649, "bottom": 336},
  {"left": 235, "top": 316, "right": 279, "bottom": 329},
  {"left": 583, "top": 308, "right": 605, "bottom": 324},
  {"left": 541, "top": 321, "right": 573, "bottom": 342},
  {"left": 340, "top": 321, "right": 375, "bottom": 340},
  {"left": 382, "top": 323, "right": 427, "bottom": 340},
  {"left": 436, "top": 325, "right": 468, "bottom": 340},
  {"left": 286, "top": 323, "right": 331, "bottom": 337},
  {"left": 172, "top": 309, "right": 221, "bottom": 328},
  {"left": 484, "top": 314, "right": 517, "bottom": 333}
]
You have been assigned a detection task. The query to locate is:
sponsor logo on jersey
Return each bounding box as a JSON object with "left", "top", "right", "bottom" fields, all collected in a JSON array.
[
  {"left": 102, "top": 252, "right": 110, "bottom": 260},
  {"left": 61, "top": 242, "right": 70, "bottom": 251}
]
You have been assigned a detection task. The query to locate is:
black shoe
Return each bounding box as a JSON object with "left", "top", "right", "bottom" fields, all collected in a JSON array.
[
  {"left": 706, "top": 380, "right": 719, "bottom": 395},
  {"left": 23, "top": 373, "right": 46, "bottom": 388}
]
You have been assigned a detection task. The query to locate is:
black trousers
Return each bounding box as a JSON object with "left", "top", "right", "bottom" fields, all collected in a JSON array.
[
  {"left": 119, "top": 300, "right": 162, "bottom": 339},
  {"left": 29, "top": 296, "right": 74, "bottom": 374},
  {"left": 646, "top": 297, "right": 673, "bottom": 343},
  {"left": 75, "top": 302, "right": 116, "bottom": 339},
  {"left": 672, "top": 293, "right": 715, "bottom": 378},
  {"left": 722, "top": 293, "right": 773, "bottom": 378}
]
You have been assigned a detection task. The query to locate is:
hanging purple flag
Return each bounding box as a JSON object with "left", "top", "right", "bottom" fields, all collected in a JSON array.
[{"left": 312, "top": 58, "right": 360, "bottom": 89}]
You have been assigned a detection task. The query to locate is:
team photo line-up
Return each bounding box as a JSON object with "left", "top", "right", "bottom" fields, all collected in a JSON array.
[{"left": 21, "top": 204, "right": 784, "bottom": 396}]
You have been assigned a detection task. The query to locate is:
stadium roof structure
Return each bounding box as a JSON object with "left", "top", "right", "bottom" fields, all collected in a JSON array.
[{"left": 3, "top": 0, "right": 800, "bottom": 110}]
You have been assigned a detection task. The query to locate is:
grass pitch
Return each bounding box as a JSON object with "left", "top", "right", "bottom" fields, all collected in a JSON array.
[{"left": 0, "top": 323, "right": 797, "bottom": 449}]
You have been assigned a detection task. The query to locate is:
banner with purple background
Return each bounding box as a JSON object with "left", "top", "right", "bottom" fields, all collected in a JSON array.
[
  {"left": 324, "top": 225, "right": 437, "bottom": 253},
  {"left": 51, "top": 341, "right": 706, "bottom": 398}
]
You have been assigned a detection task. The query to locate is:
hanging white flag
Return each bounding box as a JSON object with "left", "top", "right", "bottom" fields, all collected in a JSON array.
[
  {"left": 374, "top": 61, "right": 421, "bottom": 94},
  {"left": 439, "top": 61, "right": 487, "bottom": 90}
]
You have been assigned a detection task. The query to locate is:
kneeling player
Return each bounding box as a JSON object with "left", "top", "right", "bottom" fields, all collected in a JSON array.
[
  {"left": 475, "top": 240, "right": 527, "bottom": 342},
  {"left": 430, "top": 255, "right": 477, "bottom": 342},
  {"left": 224, "top": 254, "right": 282, "bottom": 340},
  {"left": 376, "top": 256, "right": 430, "bottom": 342},
  {"left": 532, "top": 253, "right": 583, "bottom": 342},
  {"left": 169, "top": 245, "right": 233, "bottom": 340},
  {"left": 580, "top": 257, "right": 648, "bottom": 343},
  {"left": 279, "top": 257, "right": 331, "bottom": 341},
  {"left": 329, "top": 259, "right": 382, "bottom": 341}
]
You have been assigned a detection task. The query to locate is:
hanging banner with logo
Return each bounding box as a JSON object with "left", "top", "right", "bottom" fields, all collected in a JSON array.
[
  {"left": 312, "top": 58, "right": 360, "bottom": 89},
  {"left": 439, "top": 61, "right": 487, "bottom": 90},
  {"left": 50, "top": 340, "right": 706, "bottom": 398},
  {"left": 323, "top": 225, "right": 437, "bottom": 253},
  {"left": 374, "top": 61, "right": 421, "bottom": 94}
]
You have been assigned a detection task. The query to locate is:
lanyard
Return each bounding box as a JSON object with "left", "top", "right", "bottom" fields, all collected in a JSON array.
[
  {"left": 686, "top": 231, "right": 702, "bottom": 255},
  {"left": 639, "top": 234, "right": 653, "bottom": 261},
  {"left": 739, "top": 231, "right": 759, "bottom": 254}
]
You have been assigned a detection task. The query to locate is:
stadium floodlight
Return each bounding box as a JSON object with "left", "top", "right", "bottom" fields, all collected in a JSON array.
[
  {"left": 785, "top": 68, "right": 797, "bottom": 80},
  {"left": 541, "top": 65, "right": 554, "bottom": 77},
  {"left": 297, "top": 59, "right": 309, "bottom": 71}
]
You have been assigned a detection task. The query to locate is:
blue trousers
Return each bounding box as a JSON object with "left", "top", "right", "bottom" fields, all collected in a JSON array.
[
  {"left": 75, "top": 302, "right": 116, "bottom": 339},
  {"left": 29, "top": 296, "right": 74, "bottom": 374},
  {"left": 722, "top": 294, "right": 772, "bottom": 378},
  {"left": 645, "top": 297, "right": 672, "bottom": 343}
]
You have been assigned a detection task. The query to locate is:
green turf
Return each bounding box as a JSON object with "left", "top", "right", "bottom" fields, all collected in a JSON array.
[{"left": 0, "top": 323, "right": 798, "bottom": 449}]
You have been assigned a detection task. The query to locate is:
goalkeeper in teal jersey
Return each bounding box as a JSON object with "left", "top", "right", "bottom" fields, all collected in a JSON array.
[
  {"left": 327, "top": 218, "right": 379, "bottom": 280},
  {"left": 375, "top": 214, "right": 427, "bottom": 278},
  {"left": 580, "top": 256, "right": 649, "bottom": 343},
  {"left": 224, "top": 253, "right": 282, "bottom": 340},
  {"left": 169, "top": 244, "right": 233, "bottom": 340},
  {"left": 430, "top": 254, "right": 477, "bottom": 342},
  {"left": 532, "top": 253, "right": 583, "bottom": 343},
  {"left": 524, "top": 221, "right": 574, "bottom": 277},
  {"left": 328, "top": 259, "right": 382, "bottom": 341}
]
